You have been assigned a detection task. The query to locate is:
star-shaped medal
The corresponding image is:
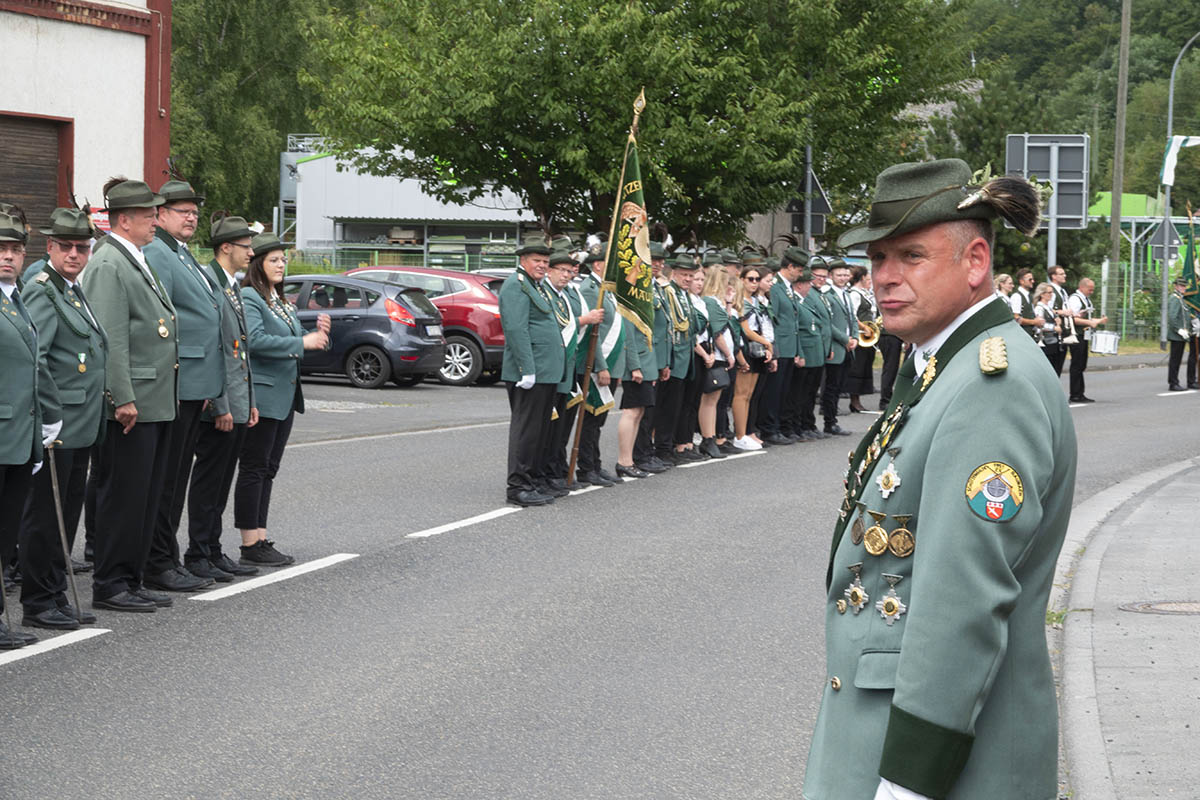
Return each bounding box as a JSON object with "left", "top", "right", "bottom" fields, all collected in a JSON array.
[{"left": 876, "top": 462, "right": 901, "bottom": 499}]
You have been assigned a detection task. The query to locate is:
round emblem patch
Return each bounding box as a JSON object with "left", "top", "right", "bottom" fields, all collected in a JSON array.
[{"left": 965, "top": 462, "right": 1024, "bottom": 522}]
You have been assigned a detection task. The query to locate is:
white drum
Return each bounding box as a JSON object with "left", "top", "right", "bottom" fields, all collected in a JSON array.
[{"left": 1090, "top": 330, "right": 1120, "bottom": 355}]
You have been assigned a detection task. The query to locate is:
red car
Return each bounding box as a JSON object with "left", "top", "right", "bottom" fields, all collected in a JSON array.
[{"left": 344, "top": 266, "right": 505, "bottom": 385}]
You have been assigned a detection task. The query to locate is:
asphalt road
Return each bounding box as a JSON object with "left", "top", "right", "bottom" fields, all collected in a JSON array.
[{"left": 0, "top": 362, "right": 1195, "bottom": 799}]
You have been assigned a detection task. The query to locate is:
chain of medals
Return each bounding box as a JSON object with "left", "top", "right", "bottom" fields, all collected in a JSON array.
[
  {"left": 665, "top": 283, "right": 690, "bottom": 343},
  {"left": 265, "top": 291, "right": 298, "bottom": 327},
  {"left": 551, "top": 288, "right": 571, "bottom": 327}
]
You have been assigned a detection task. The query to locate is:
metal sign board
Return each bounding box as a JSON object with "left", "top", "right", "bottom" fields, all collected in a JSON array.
[
  {"left": 1005, "top": 133, "right": 1090, "bottom": 230},
  {"left": 785, "top": 169, "right": 832, "bottom": 216},
  {"left": 1149, "top": 221, "right": 1182, "bottom": 264},
  {"left": 791, "top": 213, "right": 826, "bottom": 236}
]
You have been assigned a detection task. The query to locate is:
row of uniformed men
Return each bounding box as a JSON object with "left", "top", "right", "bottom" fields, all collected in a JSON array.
[{"left": 0, "top": 178, "right": 328, "bottom": 649}]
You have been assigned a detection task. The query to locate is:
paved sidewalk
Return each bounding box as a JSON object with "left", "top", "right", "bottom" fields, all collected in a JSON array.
[{"left": 1055, "top": 457, "right": 1200, "bottom": 799}]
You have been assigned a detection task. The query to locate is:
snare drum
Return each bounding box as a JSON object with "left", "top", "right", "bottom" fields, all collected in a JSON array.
[{"left": 1090, "top": 330, "right": 1120, "bottom": 355}]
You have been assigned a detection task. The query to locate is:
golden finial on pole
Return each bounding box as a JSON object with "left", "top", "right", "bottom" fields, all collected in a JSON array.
[{"left": 631, "top": 88, "right": 646, "bottom": 138}]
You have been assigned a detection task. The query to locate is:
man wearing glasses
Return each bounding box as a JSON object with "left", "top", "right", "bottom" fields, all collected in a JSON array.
[{"left": 141, "top": 180, "right": 225, "bottom": 592}]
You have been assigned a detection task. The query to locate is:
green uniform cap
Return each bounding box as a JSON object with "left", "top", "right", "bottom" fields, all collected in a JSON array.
[
  {"left": 38, "top": 207, "right": 94, "bottom": 240},
  {"left": 782, "top": 245, "right": 810, "bottom": 268},
  {"left": 827, "top": 256, "right": 849, "bottom": 269},
  {"left": 701, "top": 250, "right": 722, "bottom": 267},
  {"left": 719, "top": 248, "right": 741, "bottom": 265},
  {"left": 765, "top": 255, "right": 781, "bottom": 271},
  {"left": 798, "top": 268, "right": 814, "bottom": 282},
  {"left": 158, "top": 180, "right": 205, "bottom": 205},
  {"left": 809, "top": 255, "right": 829, "bottom": 271},
  {"left": 104, "top": 179, "right": 165, "bottom": 211},
  {"left": 1174, "top": 276, "right": 1189, "bottom": 286},
  {"left": 515, "top": 233, "right": 553, "bottom": 256},
  {"left": 649, "top": 240, "right": 666, "bottom": 260},
  {"left": 583, "top": 237, "right": 607, "bottom": 264},
  {"left": 549, "top": 248, "right": 576, "bottom": 267},
  {"left": 670, "top": 253, "right": 700, "bottom": 271},
  {"left": 741, "top": 250, "right": 766, "bottom": 267},
  {"left": 250, "top": 231, "right": 286, "bottom": 257},
  {"left": 212, "top": 215, "right": 255, "bottom": 246},
  {"left": 0, "top": 211, "right": 28, "bottom": 242}
]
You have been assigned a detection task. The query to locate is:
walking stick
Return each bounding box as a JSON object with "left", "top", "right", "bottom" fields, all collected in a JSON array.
[{"left": 47, "top": 443, "right": 84, "bottom": 619}]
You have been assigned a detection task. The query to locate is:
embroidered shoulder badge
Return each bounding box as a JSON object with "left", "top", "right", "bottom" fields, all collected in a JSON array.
[
  {"left": 965, "top": 462, "right": 1024, "bottom": 522},
  {"left": 35, "top": 272, "right": 49, "bottom": 283},
  {"left": 979, "top": 337, "right": 1008, "bottom": 375}
]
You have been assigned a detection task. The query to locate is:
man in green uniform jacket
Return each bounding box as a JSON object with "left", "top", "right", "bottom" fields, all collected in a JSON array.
[
  {"left": 80, "top": 179, "right": 178, "bottom": 613},
  {"left": 803, "top": 158, "right": 1076, "bottom": 800},
  {"left": 653, "top": 254, "right": 700, "bottom": 464},
  {"left": 575, "top": 244, "right": 625, "bottom": 486},
  {"left": 790, "top": 267, "right": 825, "bottom": 439},
  {"left": 1166, "top": 276, "right": 1190, "bottom": 391},
  {"left": 760, "top": 248, "right": 805, "bottom": 444},
  {"left": 633, "top": 242, "right": 673, "bottom": 474},
  {"left": 802, "top": 260, "right": 834, "bottom": 439},
  {"left": 499, "top": 234, "right": 563, "bottom": 507},
  {"left": 819, "top": 256, "right": 858, "bottom": 435},
  {"left": 19, "top": 208, "right": 107, "bottom": 629}
]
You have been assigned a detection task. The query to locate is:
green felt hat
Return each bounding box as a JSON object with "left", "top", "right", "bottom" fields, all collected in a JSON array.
[
  {"left": 250, "top": 231, "right": 286, "bottom": 257},
  {"left": 0, "top": 211, "right": 28, "bottom": 243},
  {"left": 549, "top": 248, "right": 576, "bottom": 267},
  {"left": 583, "top": 237, "right": 608, "bottom": 264},
  {"left": 701, "top": 250, "right": 722, "bottom": 267},
  {"left": 670, "top": 253, "right": 700, "bottom": 271},
  {"left": 808, "top": 255, "right": 829, "bottom": 271},
  {"left": 838, "top": 158, "right": 1036, "bottom": 248},
  {"left": 765, "top": 256, "right": 781, "bottom": 271},
  {"left": 827, "top": 256, "right": 849, "bottom": 269},
  {"left": 159, "top": 180, "right": 205, "bottom": 205},
  {"left": 741, "top": 250, "right": 765, "bottom": 267},
  {"left": 104, "top": 180, "right": 164, "bottom": 211},
  {"left": 515, "top": 233, "right": 553, "bottom": 256},
  {"left": 719, "top": 248, "right": 740, "bottom": 265},
  {"left": 649, "top": 240, "right": 666, "bottom": 259},
  {"left": 781, "top": 246, "right": 810, "bottom": 268},
  {"left": 38, "top": 207, "right": 94, "bottom": 240},
  {"left": 211, "top": 214, "right": 255, "bottom": 246},
  {"left": 1174, "top": 275, "right": 1189, "bottom": 286},
  {"left": 798, "top": 268, "right": 814, "bottom": 282}
]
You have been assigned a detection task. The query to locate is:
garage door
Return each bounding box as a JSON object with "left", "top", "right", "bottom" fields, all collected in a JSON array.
[{"left": 0, "top": 115, "right": 61, "bottom": 260}]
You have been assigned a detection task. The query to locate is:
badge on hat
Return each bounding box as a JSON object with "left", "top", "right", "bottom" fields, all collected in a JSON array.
[{"left": 965, "top": 462, "right": 1024, "bottom": 522}]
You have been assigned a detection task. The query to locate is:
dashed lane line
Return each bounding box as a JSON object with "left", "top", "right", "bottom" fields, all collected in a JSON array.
[
  {"left": 1156, "top": 389, "right": 1197, "bottom": 397},
  {"left": 287, "top": 421, "right": 508, "bottom": 450},
  {"left": 406, "top": 507, "right": 522, "bottom": 539},
  {"left": 0, "top": 628, "right": 111, "bottom": 668},
  {"left": 190, "top": 553, "right": 360, "bottom": 601}
]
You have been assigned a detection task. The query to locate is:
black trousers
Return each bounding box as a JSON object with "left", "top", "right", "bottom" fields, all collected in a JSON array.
[
  {"left": 185, "top": 421, "right": 247, "bottom": 563},
  {"left": 1046, "top": 342, "right": 1067, "bottom": 376},
  {"left": 540, "top": 392, "right": 572, "bottom": 483},
  {"left": 653, "top": 375, "right": 687, "bottom": 459},
  {"left": 1068, "top": 341, "right": 1090, "bottom": 399},
  {"left": 0, "top": 461, "right": 34, "bottom": 615},
  {"left": 83, "top": 444, "right": 98, "bottom": 561},
  {"left": 1189, "top": 337, "right": 1199, "bottom": 386},
  {"left": 504, "top": 382, "right": 555, "bottom": 496},
  {"left": 821, "top": 360, "right": 849, "bottom": 428},
  {"left": 234, "top": 412, "right": 295, "bottom": 530},
  {"left": 19, "top": 446, "right": 88, "bottom": 613},
  {"left": 878, "top": 334, "right": 902, "bottom": 407},
  {"left": 797, "top": 366, "right": 824, "bottom": 432},
  {"left": 577, "top": 402, "right": 610, "bottom": 475},
  {"left": 92, "top": 419, "right": 171, "bottom": 601},
  {"left": 148, "top": 399, "right": 205, "bottom": 573},
  {"left": 676, "top": 357, "right": 705, "bottom": 446},
  {"left": 759, "top": 356, "right": 795, "bottom": 436},
  {"left": 1168, "top": 340, "right": 1186, "bottom": 387}
]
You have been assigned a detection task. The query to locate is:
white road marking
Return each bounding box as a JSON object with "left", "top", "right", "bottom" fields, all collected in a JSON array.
[
  {"left": 1156, "top": 389, "right": 1197, "bottom": 397},
  {"left": 191, "top": 553, "right": 359, "bottom": 601},
  {"left": 1069, "top": 403, "right": 1087, "bottom": 409},
  {"left": 0, "top": 628, "right": 110, "bottom": 668},
  {"left": 677, "top": 450, "right": 766, "bottom": 468},
  {"left": 858, "top": 410, "right": 883, "bottom": 416},
  {"left": 568, "top": 485, "right": 602, "bottom": 496},
  {"left": 288, "top": 421, "right": 507, "bottom": 449},
  {"left": 406, "top": 507, "right": 522, "bottom": 539}
]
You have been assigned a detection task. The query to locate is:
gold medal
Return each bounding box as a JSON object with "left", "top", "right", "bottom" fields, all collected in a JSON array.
[
  {"left": 844, "top": 563, "right": 869, "bottom": 614},
  {"left": 850, "top": 503, "right": 866, "bottom": 545},
  {"left": 78, "top": 363, "right": 87, "bottom": 373},
  {"left": 836, "top": 599, "right": 848, "bottom": 615},
  {"left": 863, "top": 510, "right": 889, "bottom": 556},
  {"left": 157, "top": 318, "right": 169, "bottom": 338},
  {"left": 888, "top": 514, "right": 915, "bottom": 558}
]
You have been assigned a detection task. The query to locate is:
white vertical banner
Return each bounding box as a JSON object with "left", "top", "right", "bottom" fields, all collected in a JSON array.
[{"left": 1160, "top": 135, "right": 1200, "bottom": 187}]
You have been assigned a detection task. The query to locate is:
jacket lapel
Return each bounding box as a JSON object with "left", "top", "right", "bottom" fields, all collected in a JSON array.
[{"left": 1, "top": 290, "right": 37, "bottom": 355}]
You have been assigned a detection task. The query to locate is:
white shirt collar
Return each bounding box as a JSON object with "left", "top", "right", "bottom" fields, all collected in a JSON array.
[
  {"left": 0, "top": 281, "right": 15, "bottom": 299},
  {"left": 911, "top": 295, "right": 999, "bottom": 382},
  {"left": 225, "top": 269, "right": 238, "bottom": 288},
  {"left": 175, "top": 237, "right": 190, "bottom": 252},
  {"left": 108, "top": 231, "right": 149, "bottom": 268}
]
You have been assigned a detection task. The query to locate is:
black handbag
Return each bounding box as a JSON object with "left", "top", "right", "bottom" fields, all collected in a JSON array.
[{"left": 705, "top": 363, "right": 731, "bottom": 391}]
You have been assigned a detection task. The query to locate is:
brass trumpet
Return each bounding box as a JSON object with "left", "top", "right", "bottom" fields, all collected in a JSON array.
[{"left": 858, "top": 318, "right": 882, "bottom": 347}]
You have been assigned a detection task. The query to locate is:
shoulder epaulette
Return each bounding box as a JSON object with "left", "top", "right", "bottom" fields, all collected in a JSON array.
[
  {"left": 979, "top": 336, "right": 1008, "bottom": 375},
  {"left": 35, "top": 272, "right": 49, "bottom": 283}
]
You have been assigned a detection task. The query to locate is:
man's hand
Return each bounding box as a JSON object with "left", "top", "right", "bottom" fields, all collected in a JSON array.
[
  {"left": 248, "top": 408, "right": 260, "bottom": 428},
  {"left": 796, "top": 356, "right": 806, "bottom": 368},
  {"left": 579, "top": 308, "right": 604, "bottom": 325},
  {"left": 115, "top": 402, "right": 138, "bottom": 434},
  {"left": 658, "top": 367, "right": 670, "bottom": 381},
  {"left": 214, "top": 412, "right": 234, "bottom": 432},
  {"left": 848, "top": 337, "right": 859, "bottom": 351},
  {"left": 596, "top": 369, "right": 611, "bottom": 387},
  {"left": 41, "top": 420, "right": 63, "bottom": 449},
  {"left": 516, "top": 374, "right": 536, "bottom": 390},
  {"left": 316, "top": 313, "right": 332, "bottom": 334},
  {"left": 632, "top": 369, "right": 643, "bottom": 384},
  {"left": 1097, "top": 315, "right": 1108, "bottom": 325}
]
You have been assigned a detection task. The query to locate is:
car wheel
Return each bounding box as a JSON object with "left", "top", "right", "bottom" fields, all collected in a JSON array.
[
  {"left": 475, "top": 370, "right": 502, "bottom": 385},
  {"left": 391, "top": 374, "right": 426, "bottom": 387},
  {"left": 345, "top": 345, "right": 392, "bottom": 389},
  {"left": 438, "top": 336, "right": 483, "bottom": 386}
]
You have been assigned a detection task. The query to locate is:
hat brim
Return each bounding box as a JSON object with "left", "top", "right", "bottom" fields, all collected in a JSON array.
[
  {"left": 105, "top": 193, "right": 166, "bottom": 212},
  {"left": 213, "top": 229, "right": 256, "bottom": 246},
  {"left": 163, "top": 193, "right": 206, "bottom": 205},
  {"left": 515, "top": 246, "right": 552, "bottom": 256},
  {"left": 0, "top": 233, "right": 26, "bottom": 243},
  {"left": 38, "top": 227, "right": 92, "bottom": 239}
]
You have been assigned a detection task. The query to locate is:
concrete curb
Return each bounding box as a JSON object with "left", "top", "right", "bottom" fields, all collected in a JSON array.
[{"left": 1051, "top": 456, "right": 1200, "bottom": 800}]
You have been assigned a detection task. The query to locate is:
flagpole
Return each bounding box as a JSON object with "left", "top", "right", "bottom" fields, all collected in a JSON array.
[{"left": 567, "top": 89, "right": 645, "bottom": 486}]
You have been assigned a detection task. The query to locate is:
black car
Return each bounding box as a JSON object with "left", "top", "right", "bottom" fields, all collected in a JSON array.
[{"left": 282, "top": 274, "right": 445, "bottom": 388}]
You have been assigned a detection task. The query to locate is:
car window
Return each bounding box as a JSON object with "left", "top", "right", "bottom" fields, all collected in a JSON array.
[
  {"left": 398, "top": 288, "right": 440, "bottom": 317},
  {"left": 352, "top": 270, "right": 386, "bottom": 282},
  {"left": 482, "top": 278, "right": 504, "bottom": 297},
  {"left": 445, "top": 278, "right": 469, "bottom": 295},
  {"left": 395, "top": 272, "right": 449, "bottom": 298},
  {"left": 364, "top": 290, "right": 380, "bottom": 306},
  {"left": 309, "top": 282, "right": 364, "bottom": 310},
  {"left": 282, "top": 282, "right": 305, "bottom": 305}
]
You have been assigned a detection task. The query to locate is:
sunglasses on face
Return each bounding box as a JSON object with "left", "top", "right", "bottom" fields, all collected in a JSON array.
[
  {"left": 51, "top": 240, "right": 91, "bottom": 253},
  {"left": 745, "top": 276, "right": 760, "bottom": 282}
]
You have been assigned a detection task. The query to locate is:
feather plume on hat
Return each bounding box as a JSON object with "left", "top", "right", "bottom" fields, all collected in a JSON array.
[{"left": 957, "top": 165, "right": 1044, "bottom": 237}]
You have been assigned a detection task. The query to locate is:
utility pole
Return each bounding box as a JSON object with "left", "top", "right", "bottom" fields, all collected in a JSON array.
[
  {"left": 1109, "top": 0, "right": 1131, "bottom": 342},
  {"left": 1160, "top": 29, "right": 1200, "bottom": 345}
]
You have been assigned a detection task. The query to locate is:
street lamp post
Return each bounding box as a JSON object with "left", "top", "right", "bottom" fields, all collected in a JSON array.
[{"left": 1159, "top": 30, "right": 1200, "bottom": 345}]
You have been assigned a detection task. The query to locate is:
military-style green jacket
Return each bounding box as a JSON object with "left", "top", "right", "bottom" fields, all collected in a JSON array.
[
  {"left": 79, "top": 237, "right": 179, "bottom": 423},
  {"left": 769, "top": 280, "right": 801, "bottom": 359},
  {"left": 804, "top": 300, "right": 1076, "bottom": 800},
  {"left": 24, "top": 267, "right": 107, "bottom": 449},
  {"left": 822, "top": 285, "right": 853, "bottom": 365},
  {"left": 804, "top": 287, "right": 834, "bottom": 364},
  {"left": 796, "top": 294, "right": 824, "bottom": 366},
  {"left": 620, "top": 316, "right": 655, "bottom": 381},
  {"left": 666, "top": 282, "right": 696, "bottom": 380},
  {"left": 204, "top": 262, "right": 255, "bottom": 424},
  {"left": 554, "top": 283, "right": 585, "bottom": 396},
  {"left": 21, "top": 257, "right": 47, "bottom": 283},
  {"left": 144, "top": 229, "right": 224, "bottom": 401},
  {"left": 242, "top": 288, "right": 304, "bottom": 421},
  {"left": 651, "top": 282, "right": 672, "bottom": 372},
  {"left": 0, "top": 286, "right": 52, "bottom": 464},
  {"left": 499, "top": 268, "right": 565, "bottom": 384},
  {"left": 1167, "top": 292, "right": 1189, "bottom": 341},
  {"left": 578, "top": 273, "right": 626, "bottom": 378}
]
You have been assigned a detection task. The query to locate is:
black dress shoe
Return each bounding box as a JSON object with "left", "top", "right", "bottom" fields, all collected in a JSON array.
[
  {"left": 583, "top": 470, "right": 615, "bottom": 487},
  {"left": 635, "top": 460, "right": 667, "bottom": 474},
  {"left": 22, "top": 607, "right": 81, "bottom": 631},
  {"left": 546, "top": 477, "right": 570, "bottom": 491},
  {"left": 508, "top": 489, "right": 553, "bottom": 507},
  {"left": 144, "top": 567, "right": 213, "bottom": 593},
  {"left": 93, "top": 591, "right": 157, "bottom": 613},
  {"left": 537, "top": 481, "right": 570, "bottom": 498},
  {"left": 824, "top": 425, "right": 851, "bottom": 436},
  {"left": 764, "top": 433, "right": 793, "bottom": 445},
  {"left": 616, "top": 463, "right": 651, "bottom": 479},
  {"left": 680, "top": 447, "right": 707, "bottom": 461},
  {"left": 1169, "top": 384, "right": 1186, "bottom": 391},
  {"left": 0, "top": 622, "right": 36, "bottom": 649},
  {"left": 211, "top": 553, "right": 259, "bottom": 577},
  {"left": 700, "top": 437, "right": 726, "bottom": 459},
  {"left": 71, "top": 558, "right": 93, "bottom": 574},
  {"left": 56, "top": 603, "right": 96, "bottom": 624},
  {"left": 652, "top": 456, "right": 675, "bottom": 470},
  {"left": 571, "top": 472, "right": 592, "bottom": 487},
  {"left": 186, "top": 559, "right": 235, "bottom": 583},
  {"left": 131, "top": 588, "right": 173, "bottom": 607},
  {"left": 786, "top": 432, "right": 806, "bottom": 443},
  {"left": 594, "top": 468, "right": 620, "bottom": 484},
  {"left": 1190, "top": 383, "right": 1200, "bottom": 390}
]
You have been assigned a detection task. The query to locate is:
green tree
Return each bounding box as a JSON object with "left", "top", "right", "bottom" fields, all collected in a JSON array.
[{"left": 302, "top": 0, "right": 973, "bottom": 243}]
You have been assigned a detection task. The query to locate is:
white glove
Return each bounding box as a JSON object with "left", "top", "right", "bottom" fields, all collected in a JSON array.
[
  {"left": 42, "top": 419, "right": 63, "bottom": 448},
  {"left": 1179, "top": 328, "right": 1189, "bottom": 339},
  {"left": 32, "top": 461, "right": 43, "bottom": 476},
  {"left": 516, "top": 374, "right": 536, "bottom": 390},
  {"left": 874, "top": 778, "right": 933, "bottom": 800}
]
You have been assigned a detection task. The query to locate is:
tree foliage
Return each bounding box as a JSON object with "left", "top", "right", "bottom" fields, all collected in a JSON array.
[{"left": 302, "top": 0, "right": 973, "bottom": 244}]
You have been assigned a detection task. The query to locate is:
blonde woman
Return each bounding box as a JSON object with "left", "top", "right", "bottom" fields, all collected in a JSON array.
[
  {"left": 1032, "top": 281, "right": 1061, "bottom": 356},
  {"left": 694, "top": 268, "right": 736, "bottom": 459},
  {"left": 733, "top": 266, "right": 771, "bottom": 450}
]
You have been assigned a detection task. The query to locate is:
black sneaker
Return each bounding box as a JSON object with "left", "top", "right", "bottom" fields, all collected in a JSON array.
[
  {"left": 185, "top": 559, "right": 235, "bottom": 583},
  {"left": 240, "top": 540, "right": 295, "bottom": 568},
  {"left": 211, "top": 552, "right": 259, "bottom": 577}
]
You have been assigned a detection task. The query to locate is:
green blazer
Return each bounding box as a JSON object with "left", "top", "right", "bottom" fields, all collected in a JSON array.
[
  {"left": 242, "top": 288, "right": 304, "bottom": 421},
  {"left": 499, "top": 268, "right": 565, "bottom": 384},
  {"left": 769, "top": 280, "right": 800, "bottom": 359},
  {"left": 144, "top": 229, "right": 224, "bottom": 401},
  {"left": 666, "top": 282, "right": 695, "bottom": 380},
  {"left": 554, "top": 283, "right": 585, "bottom": 395},
  {"left": 823, "top": 285, "right": 853, "bottom": 365},
  {"left": 79, "top": 238, "right": 179, "bottom": 423},
  {"left": 621, "top": 316, "right": 655, "bottom": 380},
  {"left": 577, "top": 273, "right": 625, "bottom": 377},
  {"left": 804, "top": 287, "right": 834, "bottom": 364},
  {"left": 796, "top": 296, "right": 824, "bottom": 366},
  {"left": 24, "top": 268, "right": 107, "bottom": 449},
  {"left": 0, "top": 287, "right": 51, "bottom": 464},
  {"left": 205, "top": 263, "right": 256, "bottom": 424},
  {"left": 1167, "top": 292, "right": 1189, "bottom": 340},
  {"left": 651, "top": 282, "right": 672, "bottom": 372},
  {"left": 21, "top": 257, "right": 47, "bottom": 283},
  {"left": 804, "top": 309, "right": 1076, "bottom": 800}
]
